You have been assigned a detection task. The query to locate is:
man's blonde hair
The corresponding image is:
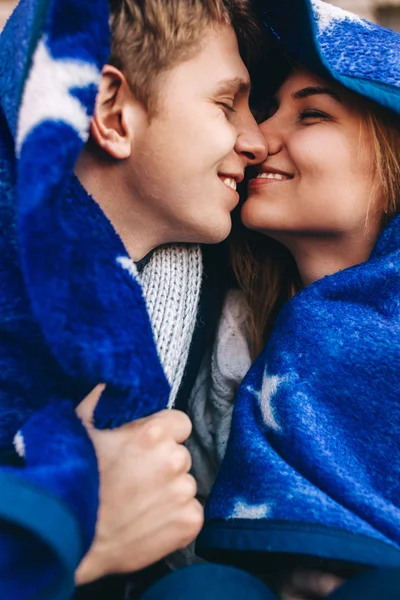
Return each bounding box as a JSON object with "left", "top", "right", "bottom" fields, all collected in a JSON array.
[{"left": 108, "top": 0, "right": 260, "bottom": 112}]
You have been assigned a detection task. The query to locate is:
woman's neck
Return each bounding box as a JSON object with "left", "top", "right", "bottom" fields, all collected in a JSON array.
[{"left": 282, "top": 232, "right": 379, "bottom": 287}]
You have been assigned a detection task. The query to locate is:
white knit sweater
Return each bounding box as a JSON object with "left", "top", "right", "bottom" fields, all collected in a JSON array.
[{"left": 139, "top": 243, "right": 203, "bottom": 408}]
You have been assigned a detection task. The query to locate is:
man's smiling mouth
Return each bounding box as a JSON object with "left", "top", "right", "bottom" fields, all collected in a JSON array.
[
  {"left": 222, "top": 177, "right": 237, "bottom": 190},
  {"left": 218, "top": 171, "right": 244, "bottom": 191}
]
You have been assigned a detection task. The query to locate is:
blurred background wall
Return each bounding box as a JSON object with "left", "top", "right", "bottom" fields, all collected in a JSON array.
[
  {"left": 0, "top": 0, "right": 400, "bottom": 34},
  {"left": 334, "top": 0, "right": 400, "bottom": 28}
]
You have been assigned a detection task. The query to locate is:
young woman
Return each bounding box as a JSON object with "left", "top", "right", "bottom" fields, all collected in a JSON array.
[
  {"left": 189, "top": 0, "right": 400, "bottom": 597},
  {"left": 237, "top": 60, "right": 399, "bottom": 359}
]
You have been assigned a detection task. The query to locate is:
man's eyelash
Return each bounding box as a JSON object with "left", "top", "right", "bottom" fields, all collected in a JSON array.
[{"left": 219, "top": 102, "right": 235, "bottom": 113}]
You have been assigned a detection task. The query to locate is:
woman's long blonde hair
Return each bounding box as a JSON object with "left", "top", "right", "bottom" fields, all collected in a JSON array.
[{"left": 232, "top": 91, "right": 400, "bottom": 359}]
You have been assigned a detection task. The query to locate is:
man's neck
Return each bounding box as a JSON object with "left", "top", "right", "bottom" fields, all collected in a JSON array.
[{"left": 74, "top": 149, "right": 162, "bottom": 262}]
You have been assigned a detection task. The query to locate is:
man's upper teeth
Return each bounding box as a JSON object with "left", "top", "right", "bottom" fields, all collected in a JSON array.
[
  {"left": 223, "top": 177, "right": 237, "bottom": 190},
  {"left": 256, "top": 172, "right": 286, "bottom": 180}
]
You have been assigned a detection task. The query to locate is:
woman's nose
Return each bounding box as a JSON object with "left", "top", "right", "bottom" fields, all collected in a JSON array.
[
  {"left": 259, "top": 119, "right": 283, "bottom": 156},
  {"left": 235, "top": 120, "right": 268, "bottom": 166}
]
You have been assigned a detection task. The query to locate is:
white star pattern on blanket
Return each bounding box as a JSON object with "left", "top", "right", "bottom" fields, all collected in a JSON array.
[
  {"left": 231, "top": 500, "right": 271, "bottom": 519},
  {"left": 311, "top": 0, "right": 369, "bottom": 33},
  {"left": 17, "top": 37, "right": 100, "bottom": 153},
  {"left": 116, "top": 256, "right": 139, "bottom": 280},
  {"left": 246, "top": 370, "right": 284, "bottom": 432},
  {"left": 13, "top": 431, "right": 25, "bottom": 458}
]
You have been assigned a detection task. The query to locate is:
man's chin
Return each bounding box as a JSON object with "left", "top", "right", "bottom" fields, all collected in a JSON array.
[{"left": 197, "top": 218, "right": 232, "bottom": 245}]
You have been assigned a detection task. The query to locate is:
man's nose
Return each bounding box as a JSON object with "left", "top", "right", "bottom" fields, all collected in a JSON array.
[{"left": 235, "top": 118, "right": 268, "bottom": 166}]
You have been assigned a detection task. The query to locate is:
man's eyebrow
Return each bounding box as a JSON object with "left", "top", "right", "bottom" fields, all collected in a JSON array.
[
  {"left": 214, "top": 77, "right": 251, "bottom": 96},
  {"left": 291, "top": 86, "right": 342, "bottom": 102}
]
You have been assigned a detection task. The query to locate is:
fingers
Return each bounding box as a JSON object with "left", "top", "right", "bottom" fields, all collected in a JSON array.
[
  {"left": 148, "top": 434, "right": 193, "bottom": 487},
  {"left": 168, "top": 445, "right": 193, "bottom": 476},
  {"left": 281, "top": 569, "right": 345, "bottom": 600},
  {"left": 175, "top": 496, "right": 204, "bottom": 548},
  {"left": 76, "top": 406, "right": 201, "bottom": 582},
  {"left": 76, "top": 384, "right": 106, "bottom": 425},
  {"left": 77, "top": 388, "right": 192, "bottom": 447},
  {"left": 136, "top": 409, "right": 193, "bottom": 445}
]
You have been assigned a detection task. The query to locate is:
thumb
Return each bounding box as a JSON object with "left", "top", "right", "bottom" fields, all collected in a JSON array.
[{"left": 76, "top": 384, "right": 106, "bottom": 426}]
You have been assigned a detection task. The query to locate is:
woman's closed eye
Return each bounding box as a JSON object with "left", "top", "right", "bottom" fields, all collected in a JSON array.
[{"left": 298, "top": 109, "right": 331, "bottom": 122}]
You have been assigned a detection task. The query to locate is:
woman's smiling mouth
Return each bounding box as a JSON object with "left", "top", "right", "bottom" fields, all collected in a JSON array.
[
  {"left": 257, "top": 172, "right": 287, "bottom": 180},
  {"left": 248, "top": 169, "right": 293, "bottom": 188}
]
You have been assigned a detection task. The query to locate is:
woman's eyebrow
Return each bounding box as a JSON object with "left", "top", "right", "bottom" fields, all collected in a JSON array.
[{"left": 291, "top": 86, "right": 342, "bottom": 102}]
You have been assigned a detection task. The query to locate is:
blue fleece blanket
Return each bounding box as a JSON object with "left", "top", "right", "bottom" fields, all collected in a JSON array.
[
  {"left": 200, "top": 213, "right": 400, "bottom": 567},
  {"left": 258, "top": 0, "right": 400, "bottom": 113},
  {"left": 0, "top": 0, "right": 169, "bottom": 596}
]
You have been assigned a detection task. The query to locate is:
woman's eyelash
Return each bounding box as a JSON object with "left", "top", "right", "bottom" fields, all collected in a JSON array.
[{"left": 299, "top": 110, "right": 329, "bottom": 120}]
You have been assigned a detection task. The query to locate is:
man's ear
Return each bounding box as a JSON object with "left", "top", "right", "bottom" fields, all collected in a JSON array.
[{"left": 90, "top": 65, "right": 144, "bottom": 160}]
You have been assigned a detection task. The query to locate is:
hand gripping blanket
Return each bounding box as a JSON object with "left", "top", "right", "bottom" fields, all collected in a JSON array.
[
  {"left": 198, "top": 0, "right": 400, "bottom": 572},
  {"left": 0, "top": 0, "right": 192, "bottom": 598}
]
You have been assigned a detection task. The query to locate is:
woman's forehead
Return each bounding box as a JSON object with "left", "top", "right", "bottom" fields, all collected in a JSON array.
[
  {"left": 269, "top": 62, "right": 359, "bottom": 109},
  {"left": 275, "top": 65, "right": 327, "bottom": 96},
  {"left": 251, "top": 60, "right": 326, "bottom": 108}
]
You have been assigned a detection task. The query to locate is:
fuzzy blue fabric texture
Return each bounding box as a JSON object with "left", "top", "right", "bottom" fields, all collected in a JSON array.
[
  {"left": 198, "top": 0, "right": 400, "bottom": 571},
  {"left": 257, "top": 0, "right": 400, "bottom": 114},
  {"left": 0, "top": 0, "right": 170, "bottom": 598}
]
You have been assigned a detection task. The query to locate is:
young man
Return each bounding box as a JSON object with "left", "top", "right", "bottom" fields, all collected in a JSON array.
[
  {"left": 0, "top": 0, "right": 266, "bottom": 599},
  {"left": 75, "top": 0, "right": 266, "bottom": 588}
]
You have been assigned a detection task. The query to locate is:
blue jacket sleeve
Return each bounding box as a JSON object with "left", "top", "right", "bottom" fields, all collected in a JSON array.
[{"left": 0, "top": 400, "right": 99, "bottom": 600}]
